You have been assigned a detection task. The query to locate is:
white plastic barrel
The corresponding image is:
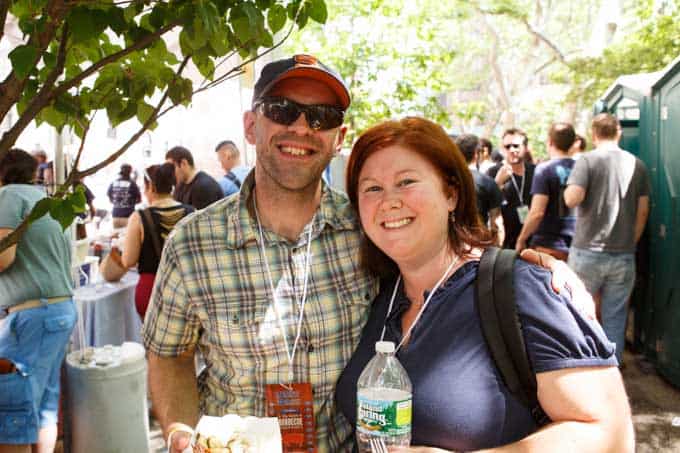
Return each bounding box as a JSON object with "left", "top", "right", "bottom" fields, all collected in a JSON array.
[{"left": 66, "top": 342, "right": 150, "bottom": 453}]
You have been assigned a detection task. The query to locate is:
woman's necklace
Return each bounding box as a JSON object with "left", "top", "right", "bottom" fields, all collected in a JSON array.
[{"left": 380, "top": 254, "right": 462, "bottom": 352}]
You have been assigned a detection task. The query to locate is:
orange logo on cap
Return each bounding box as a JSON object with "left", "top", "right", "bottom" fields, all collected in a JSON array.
[{"left": 294, "top": 54, "right": 318, "bottom": 67}]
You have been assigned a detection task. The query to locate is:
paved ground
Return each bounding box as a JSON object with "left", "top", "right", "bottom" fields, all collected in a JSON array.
[{"left": 144, "top": 349, "right": 680, "bottom": 452}]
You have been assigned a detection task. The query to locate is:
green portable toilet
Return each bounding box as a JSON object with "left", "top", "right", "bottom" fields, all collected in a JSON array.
[
  {"left": 595, "top": 71, "right": 662, "bottom": 357},
  {"left": 649, "top": 55, "right": 680, "bottom": 388}
]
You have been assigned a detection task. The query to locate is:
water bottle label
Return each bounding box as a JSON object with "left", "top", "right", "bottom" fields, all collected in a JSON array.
[{"left": 357, "top": 395, "right": 412, "bottom": 437}]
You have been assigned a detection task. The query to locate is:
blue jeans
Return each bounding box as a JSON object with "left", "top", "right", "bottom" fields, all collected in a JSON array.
[
  {"left": 568, "top": 248, "right": 635, "bottom": 363},
  {"left": 0, "top": 299, "right": 77, "bottom": 444}
]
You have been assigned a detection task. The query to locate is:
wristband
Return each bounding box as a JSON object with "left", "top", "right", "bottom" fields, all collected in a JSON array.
[{"left": 166, "top": 423, "right": 194, "bottom": 450}]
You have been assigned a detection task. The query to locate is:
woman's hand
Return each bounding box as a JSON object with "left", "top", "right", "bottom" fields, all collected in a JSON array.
[
  {"left": 166, "top": 422, "right": 193, "bottom": 453},
  {"left": 519, "top": 249, "right": 596, "bottom": 320}
]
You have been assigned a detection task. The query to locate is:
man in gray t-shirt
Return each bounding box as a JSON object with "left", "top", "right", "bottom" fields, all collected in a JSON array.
[{"left": 564, "top": 113, "right": 650, "bottom": 363}]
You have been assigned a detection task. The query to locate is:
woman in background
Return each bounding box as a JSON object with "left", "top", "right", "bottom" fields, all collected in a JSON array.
[
  {"left": 108, "top": 163, "right": 142, "bottom": 229},
  {"left": 335, "top": 117, "right": 633, "bottom": 452},
  {"left": 121, "top": 163, "right": 193, "bottom": 319}
]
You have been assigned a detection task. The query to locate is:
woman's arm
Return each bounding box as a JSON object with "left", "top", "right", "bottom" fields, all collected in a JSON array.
[
  {"left": 121, "top": 211, "right": 144, "bottom": 268},
  {"left": 478, "top": 366, "right": 634, "bottom": 453}
]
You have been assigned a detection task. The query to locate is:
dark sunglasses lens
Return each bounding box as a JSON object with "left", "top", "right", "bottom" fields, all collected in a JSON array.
[
  {"left": 306, "top": 105, "right": 344, "bottom": 130},
  {"left": 505, "top": 143, "right": 520, "bottom": 149},
  {"left": 261, "top": 100, "right": 300, "bottom": 126}
]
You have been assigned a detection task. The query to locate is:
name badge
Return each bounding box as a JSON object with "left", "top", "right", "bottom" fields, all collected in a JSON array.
[
  {"left": 516, "top": 205, "right": 529, "bottom": 224},
  {"left": 265, "top": 382, "right": 316, "bottom": 453}
]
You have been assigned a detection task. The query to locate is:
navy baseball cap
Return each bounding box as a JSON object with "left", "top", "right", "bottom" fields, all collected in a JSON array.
[{"left": 252, "top": 54, "right": 350, "bottom": 110}]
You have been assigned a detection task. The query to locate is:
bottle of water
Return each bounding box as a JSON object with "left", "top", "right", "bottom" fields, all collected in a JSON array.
[{"left": 356, "top": 341, "right": 412, "bottom": 452}]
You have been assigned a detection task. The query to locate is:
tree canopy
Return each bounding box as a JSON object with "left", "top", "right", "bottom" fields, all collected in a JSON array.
[{"left": 0, "top": 0, "right": 326, "bottom": 252}]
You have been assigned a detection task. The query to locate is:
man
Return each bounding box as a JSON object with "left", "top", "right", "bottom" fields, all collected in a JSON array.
[
  {"left": 516, "top": 122, "right": 576, "bottom": 261},
  {"left": 215, "top": 140, "right": 251, "bottom": 196},
  {"left": 454, "top": 134, "right": 504, "bottom": 242},
  {"left": 146, "top": 55, "right": 595, "bottom": 453},
  {"left": 165, "top": 146, "right": 223, "bottom": 209},
  {"left": 495, "top": 128, "right": 536, "bottom": 249},
  {"left": 564, "top": 113, "right": 650, "bottom": 363}
]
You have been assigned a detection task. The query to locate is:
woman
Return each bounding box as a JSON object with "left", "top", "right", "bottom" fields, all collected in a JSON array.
[
  {"left": 108, "top": 163, "right": 142, "bottom": 229},
  {"left": 0, "top": 149, "right": 77, "bottom": 452},
  {"left": 121, "top": 163, "right": 194, "bottom": 319},
  {"left": 335, "top": 118, "right": 633, "bottom": 452}
]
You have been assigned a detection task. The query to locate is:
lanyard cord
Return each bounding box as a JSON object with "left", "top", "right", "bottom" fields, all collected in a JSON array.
[
  {"left": 254, "top": 196, "right": 314, "bottom": 383},
  {"left": 510, "top": 168, "right": 526, "bottom": 205},
  {"left": 380, "top": 255, "right": 461, "bottom": 353}
]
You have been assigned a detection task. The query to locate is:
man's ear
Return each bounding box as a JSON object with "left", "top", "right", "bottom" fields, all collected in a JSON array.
[
  {"left": 244, "top": 111, "right": 257, "bottom": 145},
  {"left": 334, "top": 126, "right": 348, "bottom": 154}
]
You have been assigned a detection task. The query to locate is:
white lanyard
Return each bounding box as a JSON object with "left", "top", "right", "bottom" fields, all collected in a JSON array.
[
  {"left": 510, "top": 170, "right": 526, "bottom": 205},
  {"left": 380, "top": 255, "right": 461, "bottom": 352},
  {"left": 254, "top": 197, "right": 314, "bottom": 383}
]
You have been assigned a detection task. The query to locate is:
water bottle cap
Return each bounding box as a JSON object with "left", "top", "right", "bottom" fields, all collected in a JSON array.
[{"left": 375, "top": 341, "right": 395, "bottom": 353}]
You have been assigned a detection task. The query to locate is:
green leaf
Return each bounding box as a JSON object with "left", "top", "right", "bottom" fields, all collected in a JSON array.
[
  {"left": 69, "top": 187, "right": 87, "bottom": 214},
  {"left": 306, "top": 0, "right": 327, "bottom": 24},
  {"left": 136, "top": 102, "right": 155, "bottom": 125},
  {"left": 193, "top": 53, "right": 215, "bottom": 79},
  {"left": 256, "top": 0, "right": 274, "bottom": 9},
  {"left": 28, "top": 198, "right": 53, "bottom": 223},
  {"left": 67, "top": 7, "right": 108, "bottom": 43},
  {"left": 232, "top": 17, "right": 252, "bottom": 43},
  {"left": 9, "top": 44, "right": 39, "bottom": 79},
  {"left": 268, "top": 4, "right": 286, "bottom": 33},
  {"left": 48, "top": 199, "right": 76, "bottom": 231}
]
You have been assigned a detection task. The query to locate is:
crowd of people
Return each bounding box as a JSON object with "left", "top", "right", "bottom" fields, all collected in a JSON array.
[{"left": 0, "top": 53, "right": 647, "bottom": 453}]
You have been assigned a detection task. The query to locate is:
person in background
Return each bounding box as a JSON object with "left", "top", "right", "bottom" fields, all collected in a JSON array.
[
  {"left": 454, "top": 133, "right": 504, "bottom": 244},
  {"left": 72, "top": 176, "right": 96, "bottom": 240},
  {"left": 336, "top": 117, "right": 633, "bottom": 452},
  {"left": 477, "top": 137, "right": 495, "bottom": 174},
  {"left": 569, "top": 133, "right": 587, "bottom": 159},
  {"left": 0, "top": 148, "right": 77, "bottom": 453},
  {"left": 108, "top": 163, "right": 142, "bottom": 229},
  {"left": 120, "top": 163, "right": 194, "bottom": 319},
  {"left": 165, "top": 146, "right": 223, "bottom": 210},
  {"left": 515, "top": 122, "right": 576, "bottom": 261},
  {"left": 485, "top": 147, "right": 504, "bottom": 179},
  {"left": 31, "top": 149, "right": 48, "bottom": 186},
  {"left": 495, "top": 128, "right": 535, "bottom": 250},
  {"left": 215, "top": 140, "right": 251, "bottom": 196},
  {"left": 565, "top": 113, "right": 650, "bottom": 364}
]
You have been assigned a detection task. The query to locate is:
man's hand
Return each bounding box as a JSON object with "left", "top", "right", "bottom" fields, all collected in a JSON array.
[
  {"left": 167, "top": 422, "right": 193, "bottom": 453},
  {"left": 495, "top": 163, "right": 513, "bottom": 187},
  {"left": 519, "top": 249, "right": 596, "bottom": 320}
]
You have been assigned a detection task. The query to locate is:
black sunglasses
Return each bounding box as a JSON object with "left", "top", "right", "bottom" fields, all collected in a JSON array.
[
  {"left": 503, "top": 143, "right": 522, "bottom": 150},
  {"left": 253, "top": 97, "right": 345, "bottom": 131}
]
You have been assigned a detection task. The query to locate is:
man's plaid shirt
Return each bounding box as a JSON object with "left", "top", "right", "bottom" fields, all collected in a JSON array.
[{"left": 142, "top": 172, "right": 379, "bottom": 452}]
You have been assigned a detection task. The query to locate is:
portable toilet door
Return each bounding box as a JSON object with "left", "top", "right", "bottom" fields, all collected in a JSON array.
[{"left": 650, "top": 56, "right": 680, "bottom": 388}]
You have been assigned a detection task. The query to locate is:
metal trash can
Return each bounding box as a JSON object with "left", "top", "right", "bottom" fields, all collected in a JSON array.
[{"left": 66, "top": 342, "right": 150, "bottom": 453}]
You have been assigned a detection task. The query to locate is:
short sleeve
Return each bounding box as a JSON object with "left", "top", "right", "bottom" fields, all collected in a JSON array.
[
  {"left": 142, "top": 231, "right": 201, "bottom": 356},
  {"left": 513, "top": 262, "right": 617, "bottom": 372},
  {"left": 567, "top": 156, "right": 588, "bottom": 189},
  {"left": 530, "top": 164, "right": 549, "bottom": 196},
  {"left": 0, "top": 187, "right": 27, "bottom": 229}
]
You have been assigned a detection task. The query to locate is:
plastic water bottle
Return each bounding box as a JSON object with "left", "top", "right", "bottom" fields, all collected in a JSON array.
[{"left": 356, "top": 341, "right": 412, "bottom": 452}]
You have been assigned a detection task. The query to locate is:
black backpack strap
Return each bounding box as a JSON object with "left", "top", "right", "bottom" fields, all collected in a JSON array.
[
  {"left": 476, "top": 247, "right": 550, "bottom": 426},
  {"left": 225, "top": 171, "right": 241, "bottom": 188}
]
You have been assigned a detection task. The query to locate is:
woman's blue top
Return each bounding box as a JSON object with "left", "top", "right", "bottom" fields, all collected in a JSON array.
[{"left": 335, "top": 260, "right": 617, "bottom": 451}]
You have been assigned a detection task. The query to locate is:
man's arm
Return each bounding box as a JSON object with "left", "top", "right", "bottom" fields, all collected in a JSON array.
[
  {"left": 634, "top": 195, "right": 650, "bottom": 243},
  {"left": 0, "top": 228, "right": 17, "bottom": 272},
  {"left": 515, "top": 194, "right": 548, "bottom": 252},
  {"left": 563, "top": 184, "right": 585, "bottom": 208},
  {"left": 148, "top": 350, "right": 200, "bottom": 451}
]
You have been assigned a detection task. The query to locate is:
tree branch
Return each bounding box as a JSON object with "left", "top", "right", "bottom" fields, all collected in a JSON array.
[
  {"left": 79, "top": 55, "right": 190, "bottom": 178},
  {"left": 0, "top": 0, "right": 67, "bottom": 121},
  {"left": 0, "top": 23, "right": 69, "bottom": 161},
  {"left": 0, "top": 1, "right": 9, "bottom": 44}
]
